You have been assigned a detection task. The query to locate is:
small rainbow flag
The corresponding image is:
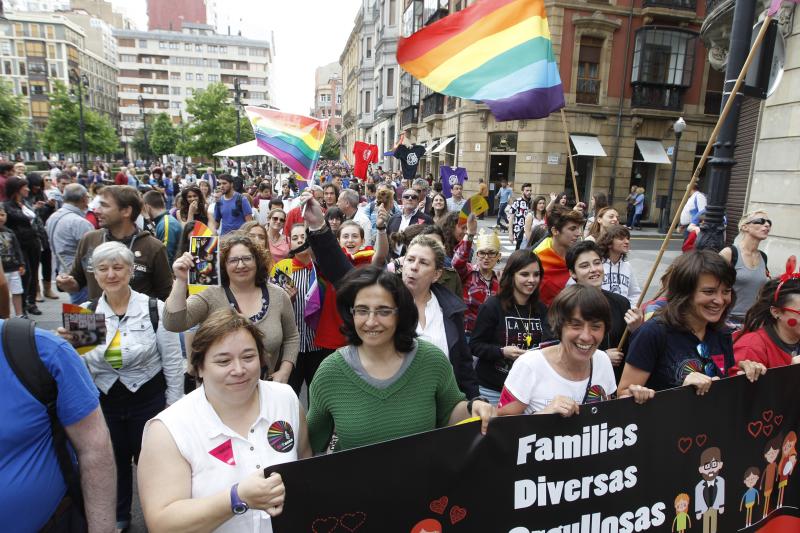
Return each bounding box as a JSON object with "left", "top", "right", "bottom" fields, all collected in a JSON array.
[
  {"left": 245, "top": 107, "right": 328, "bottom": 180},
  {"left": 397, "top": 0, "right": 564, "bottom": 121},
  {"left": 458, "top": 194, "right": 490, "bottom": 224}
]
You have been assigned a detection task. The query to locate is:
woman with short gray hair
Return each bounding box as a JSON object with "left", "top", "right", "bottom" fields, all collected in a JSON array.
[{"left": 57, "top": 240, "right": 183, "bottom": 532}]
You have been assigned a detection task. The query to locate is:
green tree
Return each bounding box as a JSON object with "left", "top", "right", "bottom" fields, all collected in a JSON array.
[
  {"left": 148, "top": 112, "right": 179, "bottom": 157},
  {"left": 131, "top": 128, "right": 150, "bottom": 159},
  {"left": 0, "top": 80, "right": 26, "bottom": 154},
  {"left": 320, "top": 132, "right": 340, "bottom": 160},
  {"left": 42, "top": 82, "right": 118, "bottom": 156},
  {"left": 182, "top": 83, "right": 241, "bottom": 160}
]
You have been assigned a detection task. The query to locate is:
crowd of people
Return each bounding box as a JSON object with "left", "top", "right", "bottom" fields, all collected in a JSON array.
[{"left": 0, "top": 156, "right": 795, "bottom": 533}]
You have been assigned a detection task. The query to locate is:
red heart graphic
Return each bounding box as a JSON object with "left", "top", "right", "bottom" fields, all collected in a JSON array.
[
  {"left": 748, "top": 421, "right": 763, "bottom": 438},
  {"left": 340, "top": 511, "right": 366, "bottom": 532},
  {"left": 763, "top": 410, "right": 774, "bottom": 422},
  {"left": 429, "top": 496, "right": 448, "bottom": 515},
  {"left": 311, "top": 517, "right": 339, "bottom": 533},
  {"left": 696, "top": 434, "right": 708, "bottom": 447},
  {"left": 450, "top": 506, "right": 467, "bottom": 525},
  {"left": 763, "top": 424, "right": 774, "bottom": 437},
  {"left": 678, "top": 437, "right": 693, "bottom": 453},
  {"left": 775, "top": 415, "right": 784, "bottom": 426}
]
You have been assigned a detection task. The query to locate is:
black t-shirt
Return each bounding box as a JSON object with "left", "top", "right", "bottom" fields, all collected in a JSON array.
[
  {"left": 469, "top": 296, "right": 555, "bottom": 391},
  {"left": 394, "top": 145, "right": 426, "bottom": 180},
  {"left": 626, "top": 318, "right": 734, "bottom": 391}
]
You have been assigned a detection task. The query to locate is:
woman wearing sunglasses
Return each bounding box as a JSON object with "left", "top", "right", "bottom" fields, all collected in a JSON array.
[
  {"left": 734, "top": 259, "right": 800, "bottom": 369},
  {"left": 619, "top": 250, "right": 765, "bottom": 397},
  {"left": 265, "top": 207, "right": 290, "bottom": 262},
  {"left": 720, "top": 210, "right": 772, "bottom": 329}
]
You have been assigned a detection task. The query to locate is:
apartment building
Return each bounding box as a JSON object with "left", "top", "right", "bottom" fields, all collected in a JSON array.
[
  {"left": 311, "top": 62, "right": 343, "bottom": 132},
  {"left": 113, "top": 22, "right": 274, "bottom": 159},
  {"left": 0, "top": 12, "right": 118, "bottom": 137}
]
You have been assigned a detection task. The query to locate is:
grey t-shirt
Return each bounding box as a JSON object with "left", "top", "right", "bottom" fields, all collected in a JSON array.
[
  {"left": 340, "top": 340, "right": 418, "bottom": 389},
  {"left": 730, "top": 244, "right": 768, "bottom": 321}
]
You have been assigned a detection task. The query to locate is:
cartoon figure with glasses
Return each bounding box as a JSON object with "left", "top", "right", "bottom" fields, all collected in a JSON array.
[{"left": 695, "top": 446, "right": 725, "bottom": 533}]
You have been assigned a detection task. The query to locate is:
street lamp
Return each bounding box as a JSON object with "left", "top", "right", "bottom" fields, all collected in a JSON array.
[
  {"left": 70, "top": 69, "right": 89, "bottom": 172},
  {"left": 234, "top": 77, "right": 242, "bottom": 176},
  {"left": 138, "top": 95, "right": 149, "bottom": 164},
  {"left": 179, "top": 111, "right": 187, "bottom": 167},
  {"left": 660, "top": 116, "right": 686, "bottom": 234}
]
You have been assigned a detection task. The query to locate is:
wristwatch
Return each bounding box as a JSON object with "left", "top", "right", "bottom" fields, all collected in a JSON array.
[
  {"left": 467, "top": 396, "right": 489, "bottom": 416},
  {"left": 230, "top": 483, "right": 249, "bottom": 515}
]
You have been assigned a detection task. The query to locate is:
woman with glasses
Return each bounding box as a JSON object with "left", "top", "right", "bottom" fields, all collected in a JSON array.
[
  {"left": 240, "top": 220, "right": 274, "bottom": 270},
  {"left": 265, "top": 207, "right": 289, "bottom": 263},
  {"left": 470, "top": 249, "right": 554, "bottom": 405},
  {"left": 720, "top": 210, "right": 772, "bottom": 329},
  {"left": 619, "top": 250, "right": 765, "bottom": 396},
  {"left": 164, "top": 233, "right": 300, "bottom": 384},
  {"left": 307, "top": 265, "right": 493, "bottom": 452},
  {"left": 734, "top": 261, "right": 800, "bottom": 369}
]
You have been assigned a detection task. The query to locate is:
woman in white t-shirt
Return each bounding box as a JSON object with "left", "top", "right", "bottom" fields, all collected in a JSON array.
[
  {"left": 137, "top": 308, "right": 311, "bottom": 532},
  {"left": 497, "top": 285, "right": 654, "bottom": 416}
]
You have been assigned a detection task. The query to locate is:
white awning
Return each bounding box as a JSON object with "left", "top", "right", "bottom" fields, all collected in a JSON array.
[
  {"left": 635, "top": 139, "right": 671, "bottom": 164},
  {"left": 214, "top": 140, "right": 276, "bottom": 158},
  {"left": 431, "top": 136, "right": 455, "bottom": 153},
  {"left": 569, "top": 135, "right": 607, "bottom": 157}
]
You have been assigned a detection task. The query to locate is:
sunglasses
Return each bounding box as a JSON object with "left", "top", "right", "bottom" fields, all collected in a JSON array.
[
  {"left": 696, "top": 343, "right": 722, "bottom": 378},
  {"left": 271, "top": 216, "right": 285, "bottom": 222},
  {"left": 402, "top": 194, "right": 419, "bottom": 200},
  {"left": 746, "top": 218, "right": 772, "bottom": 226}
]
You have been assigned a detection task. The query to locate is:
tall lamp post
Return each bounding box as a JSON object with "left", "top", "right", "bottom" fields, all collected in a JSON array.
[
  {"left": 234, "top": 77, "right": 242, "bottom": 176},
  {"left": 138, "top": 95, "right": 149, "bottom": 164},
  {"left": 660, "top": 117, "right": 686, "bottom": 234},
  {"left": 70, "top": 69, "right": 89, "bottom": 172}
]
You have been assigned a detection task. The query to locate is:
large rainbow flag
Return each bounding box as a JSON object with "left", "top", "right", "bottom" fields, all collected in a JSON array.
[
  {"left": 245, "top": 107, "right": 328, "bottom": 180},
  {"left": 396, "top": 0, "right": 564, "bottom": 121}
]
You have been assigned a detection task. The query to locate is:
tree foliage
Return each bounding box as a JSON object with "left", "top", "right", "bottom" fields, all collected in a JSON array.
[
  {"left": 183, "top": 83, "right": 236, "bottom": 160},
  {"left": 320, "top": 132, "right": 340, "bottom": 160},
  {"left": 0, "top": 81, "right": 26, "bottom": 154},
  {"left": 42, "top": 82, "right": 118, "bottom": 156},
  {"left": 131, "top": 128, "right": 150, "bottom": 159},
  {"left": 148, "top": 112, "right": 179, "bottom": 157}
]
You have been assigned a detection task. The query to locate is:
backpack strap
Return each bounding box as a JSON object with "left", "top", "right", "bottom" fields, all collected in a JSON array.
[
  {"left": 149, "top": 297, "right": 159, "bottom": 333},
  {"left": 1, "top": 318, "right": 84, "bottom": 506}
]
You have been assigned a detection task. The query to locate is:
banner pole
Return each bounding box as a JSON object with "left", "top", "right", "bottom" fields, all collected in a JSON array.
[
  {"left": 560, "top": 108, "right": 580, "bottom": 205},
  {"left": 617, "top": 15, "right": 773, "bottom": 351}
]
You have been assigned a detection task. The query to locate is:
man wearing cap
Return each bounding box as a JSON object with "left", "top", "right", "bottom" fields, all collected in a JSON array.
[{"left": 452, "top": 215, "right": 502, "bottom": 337}]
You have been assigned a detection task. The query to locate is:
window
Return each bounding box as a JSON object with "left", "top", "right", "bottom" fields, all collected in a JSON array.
[
  {"left": 170, "top": 72, "right": 181, "bottom": 80},
  {"left": 219, "top": 46, "right": 227, "bottom": 54},
  {"left": 171, "top": 101, "right": 181, "bottom": 108},
  {"left": 239, "top": 47, "right": 248, "bottom": 55},
  {"left": 45, "top": 25, "right": 55, "bottom": 40},
  {"left": 119, "top": 38, "right": 135, "bottom": 47},
  {"left": 3, "top": 61, "right": 11, "bottom": 75},
  {"left": 139, "top": 39, "right": 148, "bottom": 48},
  {"left": 16, "top": 42, "right": 24, "bottom": 57},
  {"left": 196, "top": 43, "right": 202, "bottom": 52},
  {"left": 171, "top": 87, "right": 181, "bottom": 95},
  {"left": 208, "top": 45, "right": 217, "bottom": 53},
  {"left": 29, "top": 24, "right": 40, "bottom": 38},
  {"left": 577, "top": 36, "right": 602, "bottom": 104},
  {"left": 30, "top": 81, "right": 46, "bottom": 96},
  {"left": 337, "top": 93, "right": 342, "bottom": 104},
  {"left": 159, "top": 41, "right": 167, "bottom": 49},
  {"left": 185, "top": 72, "right": 193, "bottom": 80},
  {"left": 631, "top": 27, "right": 697, "bottom": 87},
  {"left": 19, "top": 62, "right": 26, "bottom": 75},
  {"left": 386, "top": 68, "right": 395, "bottom": 97},
  {"left": 196, "top": 73, "right": 203, "bottom": 81},
  {"left": 47, "top": 44, "right": 56, "bottom": 58},
  {"left": 364, "top": 90, "right": 371, "bottom": 113},
  {"left": 365, "top": 37, "right": 372, "bottom": 59},
  {"left": 25, "top": 42, "right": 45, "bottom": 57},
  {"left": 31, "top": 100, "right": 49, "bottom": 117},
  {"left": 389, "top": 0, "right": 397, "bottom": 25},
  {"left": 185, "top": 43, "right": 192, "bottom": 51},
  {"left": 13, "top": 23, "right": 23, "bottom": 37}
]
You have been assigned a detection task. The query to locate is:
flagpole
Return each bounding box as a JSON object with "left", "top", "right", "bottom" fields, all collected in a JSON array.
[
  {"left": 616, "top": 14, "right": 774, "bottom": 351},
  {"left": 560, "top": 109, "right": 580, "bottom": 205}
]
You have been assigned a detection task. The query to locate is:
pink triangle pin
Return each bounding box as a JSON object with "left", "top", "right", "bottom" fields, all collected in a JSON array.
[{"left": 208, "top": 439, "right": 236, "bottom": 466}]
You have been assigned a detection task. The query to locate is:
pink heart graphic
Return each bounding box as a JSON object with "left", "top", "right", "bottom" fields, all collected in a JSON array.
[
  {"left": 748, "top": 421, "right": 763, "bottom": 438},
  {"left": 678, "top": 437, "right": 693, "bottom": 454}
]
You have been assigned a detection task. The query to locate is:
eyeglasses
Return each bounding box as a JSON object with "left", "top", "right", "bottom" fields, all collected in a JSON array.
[
  {"left": 402, "top": 194, "right": 419, "bottom": 201},
  {"left": 746, "top": 218, "right": 772, "bottom": 226},
  {"left": 476, "top": 250, "right": 499, "bottom": 258},
  {"left": 778, "top": 307, "right": 800, "bottom": 316},
  {"left": 271, "top": 216, "right": 286, "bottom": 223},
  {"left": 350, "top": 306, "right": 399, "bottom": 319},
  {"left": 702, "top": 459, "right": 719, "bottom": 471},
  {"left": 226, "top": 255, "right": 255, "bottom": 266},
  {"left": 696, "top": 343, "right": 722, "bottom": 378}
]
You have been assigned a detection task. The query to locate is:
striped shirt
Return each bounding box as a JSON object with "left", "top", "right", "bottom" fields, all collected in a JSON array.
[{"left": 286, "top": 265, "right": 322, "bottom": 353}]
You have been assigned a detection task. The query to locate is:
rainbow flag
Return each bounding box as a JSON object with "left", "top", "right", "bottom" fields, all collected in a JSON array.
[
  {"left": 458, "top": 194, "right": 490, "bottom": 224},
  {"left": 245, "top": 107, "right": 328, "bottom": 180},
  {"left": 533, "top": 236, "right": 570, "bottom": 306},
  {"left": 397, "top": 0, "right": 564, "bottom": 121}
]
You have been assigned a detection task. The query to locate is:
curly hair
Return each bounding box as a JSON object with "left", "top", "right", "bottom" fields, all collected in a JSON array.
[
  {"left": 219, "top": 232, "right": 271, "bottom": 287},
  {"left": 179, "top": 185, "right": 207, "bottom": 222},
  {"left": 596, "top": 224, "right": 631, "bottom": 261},
  {"left": 439, "top": 211, "right": 462, "bottom": 257}
]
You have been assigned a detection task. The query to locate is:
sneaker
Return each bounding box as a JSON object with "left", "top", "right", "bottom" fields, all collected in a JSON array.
[{"left": 26, "top": 304, "right": 42, "bottom": 315}]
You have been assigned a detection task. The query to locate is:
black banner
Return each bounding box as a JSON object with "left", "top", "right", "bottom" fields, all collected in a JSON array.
[{"left": 268, "top": 365, "right": 800, "bottom": 533}]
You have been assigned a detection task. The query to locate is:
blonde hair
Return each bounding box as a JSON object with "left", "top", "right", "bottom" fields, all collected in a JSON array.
[
  {"left": 674, "top": 493, "right": 690, "bottom": 507},
  {"left": 738, "top": 210, "right": 768, "bottom": 232},
  {"left": 407, "top": 234, "right": 446, "bottom": 270}
]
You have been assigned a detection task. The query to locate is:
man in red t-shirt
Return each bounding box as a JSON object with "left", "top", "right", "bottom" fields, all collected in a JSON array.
[{"left": 352, "top": 141, "right": 378, "bottom": 179}]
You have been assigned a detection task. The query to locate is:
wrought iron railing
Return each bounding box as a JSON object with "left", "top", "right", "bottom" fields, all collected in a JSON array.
[{"left": 631, "top": 84, "right": 683, "bottom": 110}]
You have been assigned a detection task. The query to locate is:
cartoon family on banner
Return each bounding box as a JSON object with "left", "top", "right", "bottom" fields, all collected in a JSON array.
[{"left": 671, "top": 420, "right": 797, "bottom": 533}]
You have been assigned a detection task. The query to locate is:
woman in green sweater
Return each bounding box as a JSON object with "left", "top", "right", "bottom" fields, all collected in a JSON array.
[{"left": 307, "top": 265, "right": 494, "bottom": 452}]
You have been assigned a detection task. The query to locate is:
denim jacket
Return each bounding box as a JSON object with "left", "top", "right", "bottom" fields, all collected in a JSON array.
[{"left": 81, "top": 289, "right": 183, "bottom": 404}]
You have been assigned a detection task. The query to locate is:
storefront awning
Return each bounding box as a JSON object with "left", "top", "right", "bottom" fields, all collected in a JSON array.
[
  {"left": 431, "top": 136, "right": 455, "bottom": 154},
  {"left": 569, "top": 135, "right": 607, "bottom": 157},
  {"left": 635, "top": 139, "right": 671, "bottom": 164}
]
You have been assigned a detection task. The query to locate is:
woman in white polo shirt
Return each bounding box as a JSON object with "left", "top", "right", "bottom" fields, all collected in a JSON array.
[{"left": 137, "top": 308, "right": 311, "bottom": 532}]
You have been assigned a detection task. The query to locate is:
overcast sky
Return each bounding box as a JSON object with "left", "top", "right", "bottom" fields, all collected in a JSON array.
[{"left": 111, "top": 0, "right": 362, "bottom": 114}]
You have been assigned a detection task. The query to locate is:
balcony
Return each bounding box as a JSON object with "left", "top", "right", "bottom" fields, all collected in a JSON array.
[
  {"left": 631, "top": 84, "right": 683, "bottom": 111},
  {"left": 643, "top": 0, "right": 695, "bottom": 9},
  {"left": 421, "top": 93, "right": 445, "bottom": 120},
  {"left": 446, "top": 96, "right": 459, "bottom": 113},
  {"left": 401, "top": 105, "right": 418, "bottom": 128}
]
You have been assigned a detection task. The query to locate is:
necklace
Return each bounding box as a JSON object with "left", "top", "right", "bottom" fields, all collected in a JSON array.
[
  {"left": 513, "top": 302, "right": 534, "bottom": 347},
  {"left": 269, "top": 231, "right": 283, "bottom": 244}
]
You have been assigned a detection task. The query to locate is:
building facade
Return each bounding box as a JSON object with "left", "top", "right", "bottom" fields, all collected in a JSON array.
[
  {"left": 311, "top": 62, "right": 342, "bottom": 132},
  {"left": 0, "top": 12, "right": 118, "bottom": 145},
  {"left": 701, "top": 1, "right": 799, "bottom": 272},
  {"left": 113, "top": 22, "right": 273, "bottom": 159},
  {"left": 340, "top": 10, "right": 363, "bottom": 161}
]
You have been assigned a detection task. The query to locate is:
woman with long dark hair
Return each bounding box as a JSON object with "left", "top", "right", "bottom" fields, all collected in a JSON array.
[
  {"left": 430, "top": 192, "right": 449, "bottom": 226},
  {"left": 176, "top": 185, "right": 208, "bottom": 226},
  {"left": 3, "top": 176, "right": 42, "bottom": 315},
  {"left": 522, "top": 195, "right": 547, "bottom": 248},
  {"left": 470, "top": 249, "right": 554, "bottom": 404},
  {"left": 734, "top": 259, "right": 800, "bottom": 369}
]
